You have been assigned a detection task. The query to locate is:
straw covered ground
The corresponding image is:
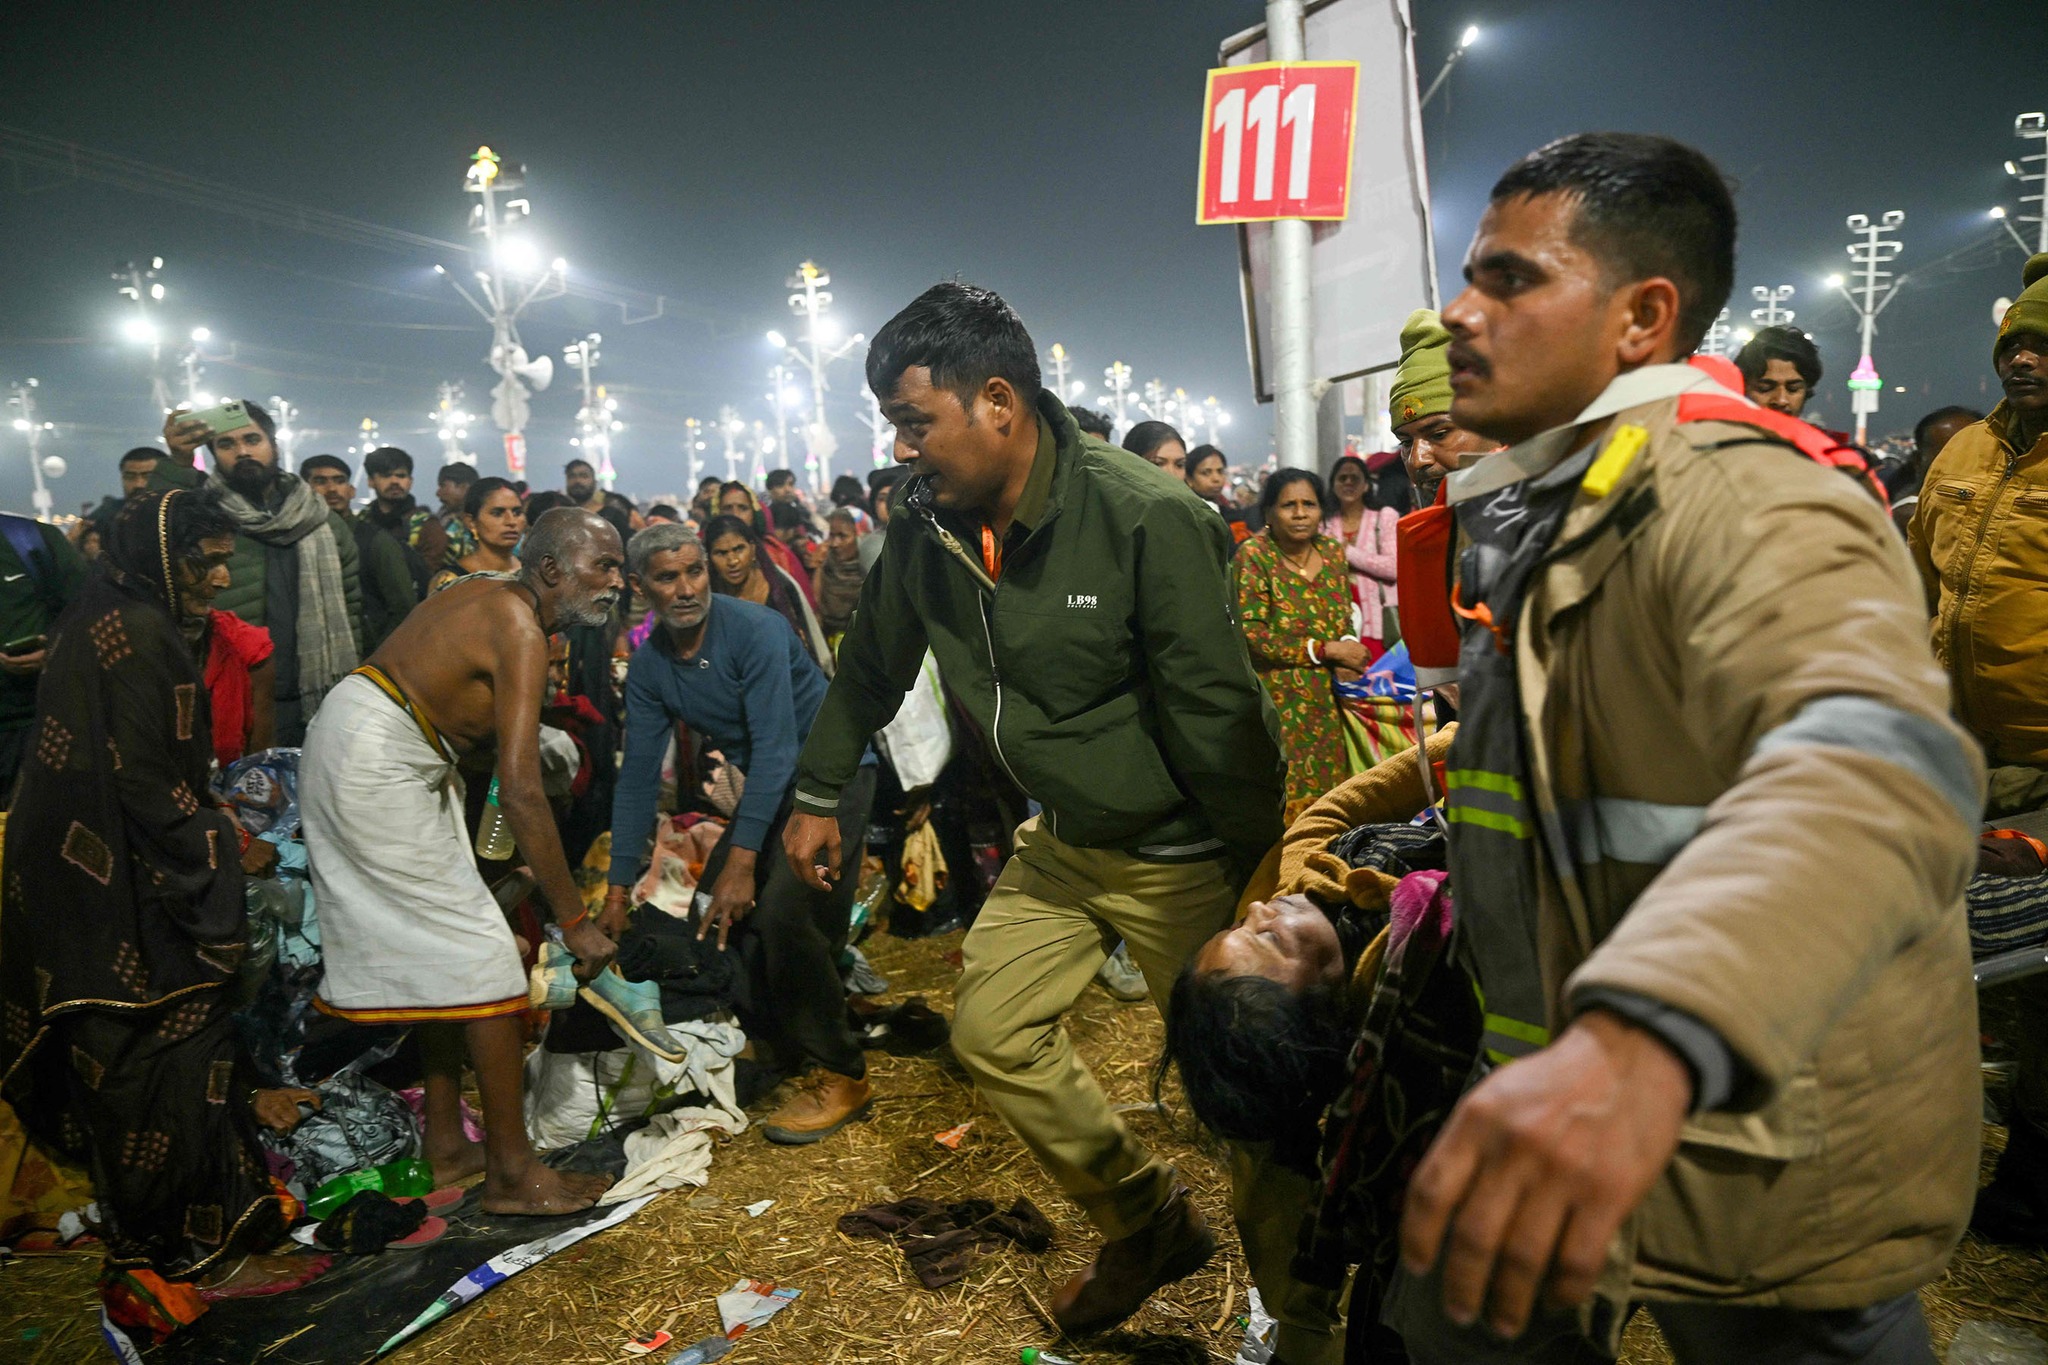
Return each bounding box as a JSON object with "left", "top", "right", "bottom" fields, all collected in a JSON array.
[{"left": 5, "top": 939, "right": 2047, "bottom": 1365}]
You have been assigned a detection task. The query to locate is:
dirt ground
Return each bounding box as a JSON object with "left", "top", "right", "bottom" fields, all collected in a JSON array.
[{"left": 5, "top": 936, "right": 2048, "bottom": 1365}]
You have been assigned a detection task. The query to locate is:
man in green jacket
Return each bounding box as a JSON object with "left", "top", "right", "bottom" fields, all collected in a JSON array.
[
  {"left": 158, "top": 402, "right": 363, "bottom": 744},
  {"left": 303, "top": 455, "right": 419, "bottom": 654},
  {"left": 782, "top": 282, "right": 1286, "bottom": 1336}
]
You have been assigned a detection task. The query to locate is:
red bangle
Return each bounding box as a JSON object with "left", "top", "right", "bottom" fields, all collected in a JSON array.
[{"left": 558, "top": 907, "right": 589, "bottom": 931}]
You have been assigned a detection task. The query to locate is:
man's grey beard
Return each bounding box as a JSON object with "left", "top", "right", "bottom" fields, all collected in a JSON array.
[{"left": 557, "top": 585, "right": 617, "bottom": 628}]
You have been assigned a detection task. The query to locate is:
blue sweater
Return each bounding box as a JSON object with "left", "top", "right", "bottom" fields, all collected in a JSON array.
[{"left": 609, "top": 597, "right": 828, "bottom": 883}]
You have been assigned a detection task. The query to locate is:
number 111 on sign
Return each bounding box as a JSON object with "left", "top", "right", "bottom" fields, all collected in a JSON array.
[{"left": 1197, "top": 61, "right": 1359, "bottom": 225}]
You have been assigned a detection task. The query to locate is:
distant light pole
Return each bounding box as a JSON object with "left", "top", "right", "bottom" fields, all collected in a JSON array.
[
  {"left": 718, "top": 405, "right": 743, "bottom": 483},
  {"left": 781, "top": 261, "right": 866, "bottom": 493},
  {"left": 1046, "top": 343, "right": 1071, "bottom": 403},
  {"left": 438, "top": 146, "right": 566, "bottom": 477},
  {"left": 857, "top": 388, "right": 892, "bottom": 470},
  {"left": 764, "top": 346, "right": 794, "bottom": 471},
  {"left": 435, "top": 382, "right": 475, "bottom": 467},
  {"left": 2002, "top": 112, "right": 2047, "bottom": 254},
  {"left": 113, "top": 257, "right": 173, "bottom": 415},
  {"left": 268, "top": 395, "right": 300, "bottom": 475},
  {"left": 1750, "top": 285, "right": 1796, "bottom": 328},
  {"left": 1420, "top": 23, "right": 1480, "bottom": 108},
  {"left": 1697, "top": 308, "right": 1732, "bottom": 357},
  {"left": 8, "top": 379, "right": 59, "bottom": 519},
  {"left": 1832, "top": 210, "right": 1905, "bottom": 447},
  {"left": 563, "top": 333, "right": 619, "bottom": 490},
  {"left": 683, "top": 417, "right": 706, "bottom": 489},
  {"left": 1101, "top": 361, "right": 1134, "bottom": 434}
]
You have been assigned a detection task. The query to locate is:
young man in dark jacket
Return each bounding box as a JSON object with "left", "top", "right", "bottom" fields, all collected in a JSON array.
[{"left": 783, "top": 282, "right": 1286, "bottom": 1336}]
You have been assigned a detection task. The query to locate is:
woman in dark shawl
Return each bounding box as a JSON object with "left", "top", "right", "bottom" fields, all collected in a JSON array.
[{"left": 0, "top": 488, "right": 324, "bottom": 1326}]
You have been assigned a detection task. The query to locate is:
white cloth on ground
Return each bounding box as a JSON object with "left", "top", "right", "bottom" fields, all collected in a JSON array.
[{"left": 301, "top": 672, "right": 525, "bottom": 1016}]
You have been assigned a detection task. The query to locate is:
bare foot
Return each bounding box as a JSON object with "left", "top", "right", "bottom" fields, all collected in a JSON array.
[
  {"left": 480, "top": 1159, "right": 613, "bottom": 1215},
  {"left": 427, "top": 1138, "right": 488, "bottom": 1189},
  {"left": 199, "top": 1252, "right": 330, "bottom": 1298}
]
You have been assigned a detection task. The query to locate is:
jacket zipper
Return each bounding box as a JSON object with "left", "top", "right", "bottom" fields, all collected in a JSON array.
[
  {"left": 918, "top": 504, "right": 1036, "bottom": 817},
  {"left": 1947, "top": 449, "right": 2017, "bottom": 697}
]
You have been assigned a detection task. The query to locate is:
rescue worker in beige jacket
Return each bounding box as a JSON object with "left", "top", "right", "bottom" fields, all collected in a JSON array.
[{"left": 1386, "top": 133, "right": 1983, "bottom": 1364}]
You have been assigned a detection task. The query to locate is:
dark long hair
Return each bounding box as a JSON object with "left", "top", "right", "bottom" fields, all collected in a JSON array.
[
  {"left": 1258, "top": 467, "right": 1332, "bottom": 521},
  {"left": 1162, "top": 963, "right": 1351, "bottom": 1165}
]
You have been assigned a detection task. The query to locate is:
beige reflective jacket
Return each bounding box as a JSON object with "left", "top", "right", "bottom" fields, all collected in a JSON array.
[{"left": 1453, "top": 368, "right": 1982, "bottom": 1314}]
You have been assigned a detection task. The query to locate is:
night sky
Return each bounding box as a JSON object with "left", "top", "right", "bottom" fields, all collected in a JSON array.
[{"left": 0, "top": 0, "right": 2036, "bottom": 513}]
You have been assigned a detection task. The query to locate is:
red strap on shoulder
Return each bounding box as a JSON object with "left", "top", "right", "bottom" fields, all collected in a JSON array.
[{"left": 1673, "top": 392, "right": 1889, "bottom": 507}]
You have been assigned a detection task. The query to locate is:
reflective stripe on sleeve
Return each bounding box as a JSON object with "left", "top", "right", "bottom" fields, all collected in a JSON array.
[{"left": 1753, "top": 695, "right": 1980, "bottom": 824}]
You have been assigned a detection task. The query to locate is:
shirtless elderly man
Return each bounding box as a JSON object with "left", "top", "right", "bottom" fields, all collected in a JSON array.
[{"left": 301, "top": 507, "right": 624, "bottom": 1214}]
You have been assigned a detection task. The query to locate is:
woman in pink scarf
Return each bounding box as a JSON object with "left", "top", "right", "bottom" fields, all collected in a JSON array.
[{"left": 1322, "top": 455, "right": 1400, "bottom": 658}]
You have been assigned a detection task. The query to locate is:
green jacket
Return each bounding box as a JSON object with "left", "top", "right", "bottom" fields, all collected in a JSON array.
[
  {"left": 0, "top": 519, "right": 87, "bottom": 730},
  {"left": 794, "top": 396, "right": 1285, "bottom": 874},
  {"left": 151, "top": 457, "right": 366, "bottom": 656},
  {"left": 341, "top": 510, "right": 419, "bottom": 654}
]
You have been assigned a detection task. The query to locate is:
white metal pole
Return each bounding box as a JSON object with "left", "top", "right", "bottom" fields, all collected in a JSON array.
[
  {"left": 11, "top": 381, "right": 53, "bottom": 519},
  {"left": 1266, "top": 0, "right": 1316, "bottom": 471}
]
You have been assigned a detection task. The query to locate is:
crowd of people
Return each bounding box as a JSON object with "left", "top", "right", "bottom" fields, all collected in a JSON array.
[{"left": 1, "top": 127, "right": 2046, "bottom": 1365}]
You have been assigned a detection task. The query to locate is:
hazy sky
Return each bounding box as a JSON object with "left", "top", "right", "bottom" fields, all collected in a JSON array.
[{"left": 0, "top": 0, "right": 2036, "bottom": 512}]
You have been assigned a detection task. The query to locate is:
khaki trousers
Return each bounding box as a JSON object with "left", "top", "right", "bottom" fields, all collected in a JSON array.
[
  {"left": 1230, "top": 1142, "right": 1349, "bottom": 1365},
  {"left": 951, "top": 816, "right": 1237, "bottom": 1240}
]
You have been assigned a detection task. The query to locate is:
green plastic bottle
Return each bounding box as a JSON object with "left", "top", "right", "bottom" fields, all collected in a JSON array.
[
  {"left": 306, "top": 1157, "right": 436, "bottom": 1219},
  {"left": 1019, "top": 1351, "right": 1076, "bottom": 1365},
  {"left": 475, "top": 777, "right": 517, "bottom": 859}
]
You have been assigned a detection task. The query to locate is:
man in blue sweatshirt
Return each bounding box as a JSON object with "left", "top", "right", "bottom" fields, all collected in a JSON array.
[{"left": 602, "top": 523, "right": 876, "bottom": 1143}]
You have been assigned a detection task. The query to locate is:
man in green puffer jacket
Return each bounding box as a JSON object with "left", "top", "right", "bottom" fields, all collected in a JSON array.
[
  {"left": 157, "top": 402, "right": 363, "bottom": 744},
  {"left": 782, "top": 282, "right": 1286, "bottom": 1336}
]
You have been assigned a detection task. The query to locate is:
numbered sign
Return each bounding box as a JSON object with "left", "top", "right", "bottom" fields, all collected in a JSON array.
[{"left": 1198, "top": 61, "right": 1359, "bottom": 224}]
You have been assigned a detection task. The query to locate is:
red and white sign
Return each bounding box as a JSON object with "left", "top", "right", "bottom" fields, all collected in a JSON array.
[
  {"left": 503, "top": 431, "right": 526, "bottom": 476},
  {"left": 1198, "top": 61, "right": 1359, "bottom": 224}
]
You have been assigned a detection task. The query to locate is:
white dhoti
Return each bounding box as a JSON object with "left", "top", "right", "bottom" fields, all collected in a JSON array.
[{"left": 302, "top": 671, "right": 527, "bottom": 1023}]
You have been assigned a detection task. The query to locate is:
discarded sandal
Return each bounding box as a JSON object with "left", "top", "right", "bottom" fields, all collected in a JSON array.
[{"left": 196, "top": 1252, "right": 335, "bottom": 1301}]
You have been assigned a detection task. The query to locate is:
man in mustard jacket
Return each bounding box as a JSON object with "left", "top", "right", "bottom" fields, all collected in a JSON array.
[
  {"left": 1388, "top": 133, "right": 1982, "bottom": 1364},
  {"left": 1908, "top": 250, "right": 2048, "bottom": 1248}
]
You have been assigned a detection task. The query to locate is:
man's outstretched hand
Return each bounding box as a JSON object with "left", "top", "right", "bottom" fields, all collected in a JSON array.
[
  {"left": 783, "top": 810, "right": 843, "bottom": 893},
  {"left": 1399, "top": 1009, "right": 1693, "bottom": 1340}
]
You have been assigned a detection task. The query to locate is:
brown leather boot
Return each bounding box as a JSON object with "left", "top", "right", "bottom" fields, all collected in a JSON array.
[
  {"left": 1050, "top": 1183, "right": 1216, "bottom": 1336},
  {"left": 761, "top": 1071, "right": 872, "bottom": 1145}
]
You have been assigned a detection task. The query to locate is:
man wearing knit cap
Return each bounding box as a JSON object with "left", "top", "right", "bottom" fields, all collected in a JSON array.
[
  {"left": 1388, "top": 308, "right": 1504, "bottom": 501},
  {"left": 1908, "top": 251, "right": 2048, "bottom": 1249}
]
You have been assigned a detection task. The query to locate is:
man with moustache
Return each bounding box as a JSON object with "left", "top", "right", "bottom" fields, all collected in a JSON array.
[
  {"left": 1385, "top": 133, "right": 1980, "bottom": 1363},
  {"left": 159, "top": 400, "right": 363, "bottom": 744},
  {"left": 299, "top": 508, "right": 625, "bottom": 1215},
  {"left": 1388, "top": 307, "right": 1506, "bottom": 503},
  {"left": 302, "top": 454, "right": 421, "bottom": 654},
  {"left": 601, "top": 523, "right": 875, "bottom": 1144},
  {"left": 1907, "top": 251, "right": 2048, "bottom": 1250}
]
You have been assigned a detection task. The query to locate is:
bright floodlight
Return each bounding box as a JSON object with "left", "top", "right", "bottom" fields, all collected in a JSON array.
[
  {"left": 1825, "top": 273, "right": 1845, "bottom": 289},
  {"left": 2008, "top": 160, "right": 2023, "bottom": 177},
  {"left": 1992, "top": 206, "right": 2009, "bottom": 219},
  {"left": 433, "top": 263, "right": 447, "bottom": 275},
  {"left": 815, "top": 315, "right": 843, "bottom": 345},
  {"left": 1459, "top": 24, "right": 1480, "bottom": 48},
  {"left": 551, "top": 257, "right": 567, "bottom": 274},
  {"left": 149, "top": 282, "right": 165, "bottom": 300},
  {"left": 762, "top": 436, "right": 778, "bottom": 454},
  {"left": 495, "top": 237, "right": 541, "bottom": 274},
  {"left": 190, "top": 326, "right": 211, "bottom": 342},
  {"left": 766, "top": 329, "right": 788, "bottom": 349},
  {"left": 121, "top": 317, "right": 157, "bottom": 344},
  {"left": 191, "top": 392, "right": 215, "bottom": 408},
  {"left": 9, "top": 419, "right": 27, "bottom": 432}
]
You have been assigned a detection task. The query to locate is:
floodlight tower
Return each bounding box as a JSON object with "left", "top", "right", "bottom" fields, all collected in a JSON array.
[
  {"left": 113, "top": 257, "right": 173, "bottom": 414},
  {"left": 1831, "top": 210, "right": 1905, "bottom": 446},
  {"left": 1101, "top": 361, "right": 1135, "bottom": 433},
  {"left": 1750, "top": 285, "right": 1796, "bottom": 328},
  {"left": 1995, "top": 113, "right": 2048, "bottom": 254},
  {"left": 718, "top": 405, "right": 743, "bottom": 483},
  {"left": 563, "top": 334, "right": 618, "bottom": 489},
  {"left": 8, "top": 380, "right": 59, "bottom": 518},
  {"left": 683, "top": 417, "right": 706, "bottom": 489},
  {"left": 437, "top": 146, "right": 566, "bottom": 476},
  {"left": 780, "top": 261, "right": 865, "bottom": 493},
  {"left": 1696, "top": 309, "right": 1732, "bottom": 358},
  {"left": 267, "top": 395, "right": 300, "bottom": 474},
  {"left": 435, "top": 383, "right": 476, "bottom": 466},
  {"left": 1046, "top": 343, "right": 1071, "bottom": 402}
]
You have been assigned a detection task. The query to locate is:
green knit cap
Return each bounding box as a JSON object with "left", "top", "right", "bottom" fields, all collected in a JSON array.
[
  {"left": 1389, "top": 308, "right": 1454, "bottom": 428},
  {"left": 1998, "top": 252, "right": 2048, "bottom": 363}
]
